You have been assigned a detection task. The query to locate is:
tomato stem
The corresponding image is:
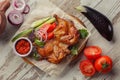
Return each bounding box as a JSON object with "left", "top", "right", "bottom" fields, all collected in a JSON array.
[{"left": 102, "top": 62, "right": 109, "bottom": 69}]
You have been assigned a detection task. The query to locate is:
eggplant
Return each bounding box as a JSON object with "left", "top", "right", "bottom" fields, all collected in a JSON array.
[{"left": 76, "top": 6, "right": 113, "bottom": 41}]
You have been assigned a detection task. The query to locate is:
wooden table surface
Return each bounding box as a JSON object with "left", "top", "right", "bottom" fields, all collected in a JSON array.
[{"left": 0, "top": 0, "right": 120, "bottom": 80}]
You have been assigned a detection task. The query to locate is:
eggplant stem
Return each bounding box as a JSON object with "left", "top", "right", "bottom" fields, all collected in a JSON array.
[{"left": 75, "top": 6, "right": 87, "bottom": 13}]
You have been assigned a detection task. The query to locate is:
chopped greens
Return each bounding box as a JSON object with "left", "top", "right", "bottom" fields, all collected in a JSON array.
[
  {"left": 79, "top": 29, "right": 89, "bottom": 39},
  {"left": 71, "top": 45, "right": 79, "bottom": 55},
  {"left": 71, "top": 29, "right": 89, "bottom": 55},
  {"left": 34, "top": 38, "right": 45, "bottom": 47},
  {"left": 32, "top": 52, "right": 41, "bottom": 61}
]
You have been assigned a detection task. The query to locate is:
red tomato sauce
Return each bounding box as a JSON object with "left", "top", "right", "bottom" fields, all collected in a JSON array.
[{"left": 15, "top": 39, "right": 30, "bottom": 54}]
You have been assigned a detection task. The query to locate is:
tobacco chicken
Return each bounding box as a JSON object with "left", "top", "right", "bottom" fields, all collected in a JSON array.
[{"left": 36, "top": 15, "right": 80, "bottom": 64}]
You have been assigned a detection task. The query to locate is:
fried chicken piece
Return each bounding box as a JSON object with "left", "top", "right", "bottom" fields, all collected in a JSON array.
[
  {"left": 37, "top": 39, "right": 70, "bottom": 63},
  {"left": 37, "top": 40, "right": 53, "bottom": 57},
  {"left": 54, "top": 15, "right": 68, "bottom": 40},
  {"left": 48, "top": 42, "right": 70, "bottom": 63},
  {"left": 60, "top": 20, "right": 80, "bottom": 45},
  {"left": 54, "top": 15, "right": 80, "bottom": 45}
]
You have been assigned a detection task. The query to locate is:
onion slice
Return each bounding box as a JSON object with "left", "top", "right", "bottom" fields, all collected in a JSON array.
[
  {"left": 35, "top": 30, "right": 43, "bottom": 41},
  {"left": 23, "top": 5, "right": 30, "bottom": 14},
  {"left": 8, "top": 10, "right": 24, "bottom": 25},
  {"left": 12, "top": 0, "right": 26, "bottom": 11},
  {"left": 39, "top": 29, "right": 48, "bottom": 42},
  {"left": 34, "top": 29, "right": 48, "bottom": 42}
]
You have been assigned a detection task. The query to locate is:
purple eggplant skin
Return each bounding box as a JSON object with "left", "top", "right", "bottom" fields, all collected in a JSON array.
[{"left": 82, "top": 6, "right": 113, "bottom": 41}]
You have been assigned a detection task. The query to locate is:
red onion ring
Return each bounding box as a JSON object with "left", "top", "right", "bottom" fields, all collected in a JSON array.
[
  {"left": 23, "top": 4, "right": 30, "bottom": 14},
  {"left": 8, "top": 10, "right": 24, "bottom": 26},
  {"left": 39, "top": 29, "right": 48, "bottom": 42},
  {"left": 35, "top": 29, "right": 48, "bottom": 42},
  {"left": 12, "top": 0, "right": 26, "bottom": 12}
]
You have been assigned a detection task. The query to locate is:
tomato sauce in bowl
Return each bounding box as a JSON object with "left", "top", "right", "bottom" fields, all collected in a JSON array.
[{"left": 13, "top": 37, "right": 32, "bottom": 57}]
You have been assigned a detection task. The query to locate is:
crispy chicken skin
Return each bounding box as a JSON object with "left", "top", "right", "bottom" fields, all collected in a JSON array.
[
  {"left": 60, "top": 20, "right": 80, "bottom": 45},
  {"left": 37, "top": 15, "right": 80, "bottom": 64},
  {"left": 53, "top": 15, "right": 68, "bottom": 40}
]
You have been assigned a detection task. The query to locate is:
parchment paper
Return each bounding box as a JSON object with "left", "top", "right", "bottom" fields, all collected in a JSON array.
[{"left": 11, "top": 0, "right": 90, "bottom": 76}]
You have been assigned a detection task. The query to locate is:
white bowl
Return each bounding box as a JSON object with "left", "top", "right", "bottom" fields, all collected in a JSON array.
[{"left": 13, "top": 37, "right": 33, "bottom": 57}]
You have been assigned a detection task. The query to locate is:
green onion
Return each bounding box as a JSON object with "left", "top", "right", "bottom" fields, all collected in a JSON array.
[
  {"left": 12, "top": 28, "right": 33, "bottom": 42},
  {"left": 35, "top": 17, "right": 56, "bottom": 30},
  {"left": 31, "top": 16, "right": 51, "bottom": 28}
]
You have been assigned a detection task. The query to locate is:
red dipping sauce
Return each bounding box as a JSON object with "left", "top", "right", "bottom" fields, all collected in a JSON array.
[{"left": 15, "top": 39, "right": 30, "bottom": 54}]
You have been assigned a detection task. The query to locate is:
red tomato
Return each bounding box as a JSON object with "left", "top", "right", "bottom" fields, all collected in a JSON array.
[
  {"left": 79, "top": 60, "right": 96, "bottom": 76},
  {"left": 47, "top": 22, "right": 56, "bottom": 33},
  {"left": 40, "top": 23, "right": 56, "bottom": 40},
  {"left": 84, "top": 46, "right": 102, "bottom": 60},
  {"left": 47, "top": 32, "right": 54, "bottom": 40},
  {"left": 41, "top": 24, "right": 51, "bottom": 31},
  {"left": 94, "top": 56, "right": 112, "bottom": 73},
  {"left": 41, "top": 23, "right": 56, "bottom": 33},
  {"left": 42, "top": 32, "right": 54, "bottom": 40}
]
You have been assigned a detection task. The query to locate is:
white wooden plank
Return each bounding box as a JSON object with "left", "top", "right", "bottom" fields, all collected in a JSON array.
[
  {"left": 6, "top": 63, "right": 32, "bottom": 80},
  {"left": 20, "top": 67, "right": 42, "bottom": 80},
  {"left": 0, "top": 50, "right": 32, "bottom": 80}
]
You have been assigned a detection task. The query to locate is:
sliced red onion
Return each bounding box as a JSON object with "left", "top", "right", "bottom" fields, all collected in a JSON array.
[
  {"left": 8, "top": 10, "right": 24, "bottom": 26},
  {"left": 34, "top": 29, "right": 48, "bottom": 42},
  {"left": 36, "top": 31, "right": 43, "bottom": 41},
  {"left": 12, "top": 0, "right": 26, "bottom": 12},
  {"left": 23, "top": 5, "right": 30, "bottom": 14},
  {"left": 39, "top": 29, "right": 48, "bottom": 42}
]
